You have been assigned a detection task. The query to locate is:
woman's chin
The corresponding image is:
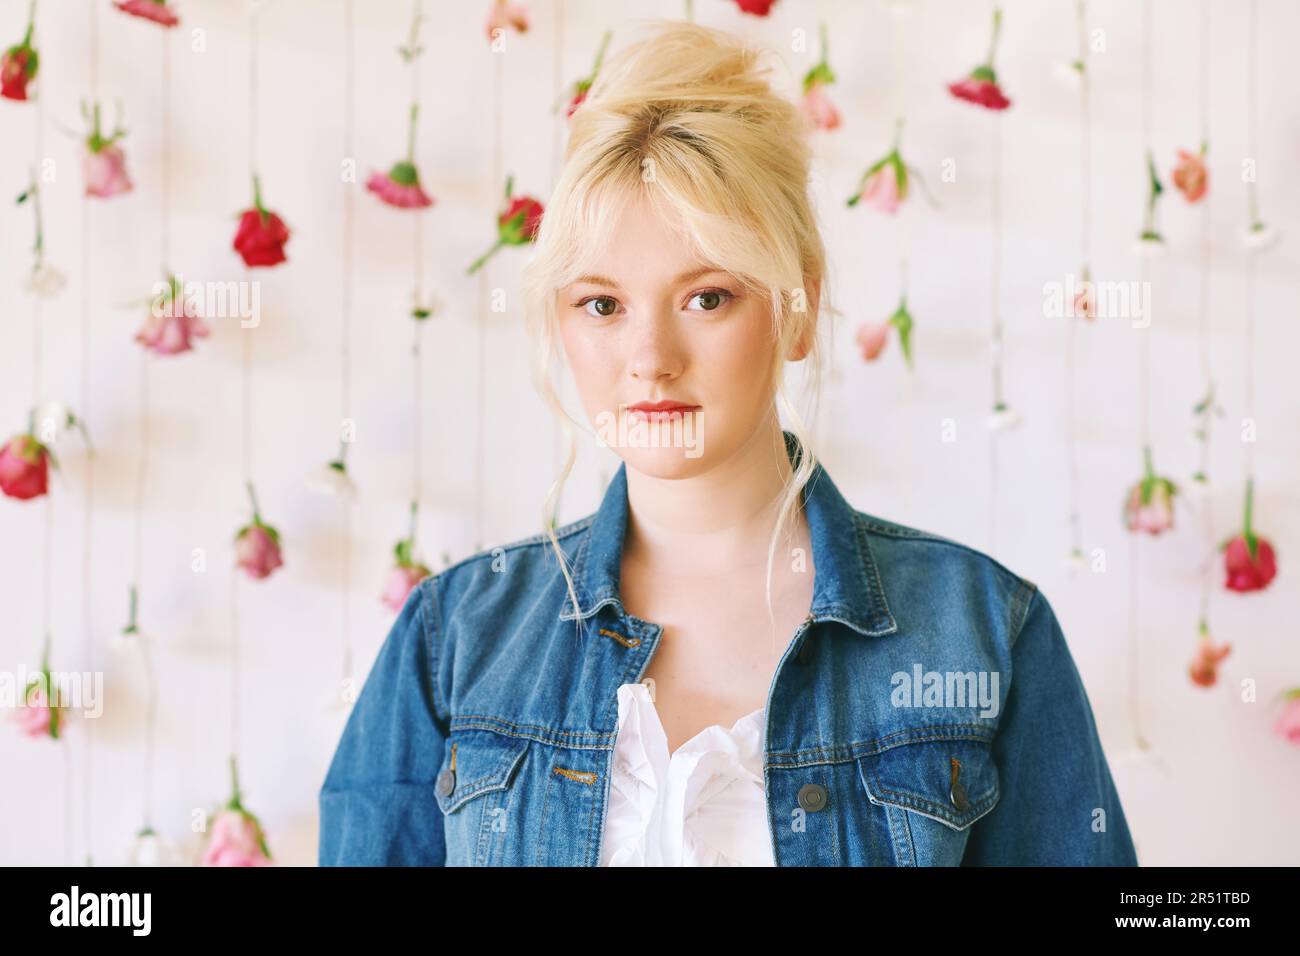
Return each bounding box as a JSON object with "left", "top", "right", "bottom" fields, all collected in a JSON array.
[{"left": 619, "top": 444, "right": 709, "bottom": 480}]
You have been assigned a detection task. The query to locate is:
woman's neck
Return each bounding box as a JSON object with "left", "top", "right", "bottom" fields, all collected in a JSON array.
[{"left": 621, "top": 419, "right": 808, "bottom": 578}]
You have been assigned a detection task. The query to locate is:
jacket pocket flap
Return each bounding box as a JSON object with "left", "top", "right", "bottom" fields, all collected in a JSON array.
[
  {"left": 435, "top": 729, "right": 529, "bottom": 815},
  {"left": 857, "top": 734, "right": 1000, "bottom": 831}
]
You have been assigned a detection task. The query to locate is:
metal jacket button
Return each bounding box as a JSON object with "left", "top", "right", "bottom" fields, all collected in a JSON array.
[
  {"left": 797, "top": 783, "right": 828, "bottom": 812},
  {"left": 436, "top": 768, "right": 455, "bottom": 797}
]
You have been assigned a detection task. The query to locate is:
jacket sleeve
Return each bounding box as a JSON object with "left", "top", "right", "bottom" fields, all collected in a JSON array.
[
  {"left": 962, "top": 587, "right": 1139, "bottom": 866},
  {"left": 318, "top": 576, "right": 449, "bottom": 866}
]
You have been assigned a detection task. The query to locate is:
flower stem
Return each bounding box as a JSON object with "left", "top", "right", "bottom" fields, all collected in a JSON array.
[
  {"left": 467, "top": 238, "right": 504, "bottom": 275},
  {"left": 246, "top": 480, "right": 261, "bottom": 522},
  {"left": 985, "top": 6, "right": 1003, "bottom": 66},
  {"left": 229, "top": 754, "right": 243, "bottom": 809},
  {"left": 406, "top": 103, "right": 419, "bottom": 164}
]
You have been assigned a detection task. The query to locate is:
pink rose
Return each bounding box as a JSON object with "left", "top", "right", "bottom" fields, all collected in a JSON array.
[
  {"left": 366, "top": 166, "right": 434, "bottom": 209},
  {"left": 802, "top": 82, "right": 841, "bottom": 132},
  {"left": 855, "top": 320, "right": 891, "bottom": 362},
  {"left": 202, "top": 809, "right": 272, "bottom": 866},
  {"left": 235, "top": 523, "right": 283, "bottom": 580},
  {"left": 1071, "top": 279, "right": 1096, "bottom": 320},
  {"left": 135, "top": 282, "right": 209, "bottom": 356},
  {"left": 1124, "top": 481, "right": 1175, "bottom": 534},
  {"left": 1172, "top": 148, "right": 1208, "bottom": 203},
  {"left": 858, "top": 162, "right": 901, "bottom": 215},
  {"left": 1188, "top": 633, "right": 1231, "bottom": 688},
  {"left": 382, "top": 563, "right": 431, "bottom": 613},
  {"left": 113, "top": 0, "right": 180, "bottom": 28},
  {"left": 84, "top": 144, "right": 133, "bottom": 198},
  {"left": 1123, "top": 449, "right": 1177, "bottom": 535},
  {"left": 15, "top": 682, "right": 64, "bottom": 738},
  {"left": 0, "top": 434, "right": 50, "bottom": 500},
  {"left": 1275, "top": 695, "right": 1300, "bottom": 745},
  {"left": 485, "top": 0, "right": 529, "bottom": 38}
]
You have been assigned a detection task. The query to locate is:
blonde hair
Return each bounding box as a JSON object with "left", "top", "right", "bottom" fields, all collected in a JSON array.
[{"left": 521, "top": 19, "right": 830, "bottom": 638}]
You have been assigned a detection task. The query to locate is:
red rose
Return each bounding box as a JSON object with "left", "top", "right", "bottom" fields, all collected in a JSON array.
[
  {"left": 232, "top": 177, "right": 290, "bottom": 268},
  {"left": 949, "top": 10, "right": 1012, "bottom": 111},
  {"left": 948, "top": 75, "right": 1011, "bottom": 111},
  {"left": 0, "top": 434, "right": 50, "bottom": 500},
  {"left": 1, "top": 32, "right": 37, "bottom": 101},
  {"left": 733, "top": 0, "right": 777, "bottom": 15},
  {"left": 1223, "top": 535, "right": 1277, "bottom": 593},
  {"left": 500, "top": 195, "right": 544, "bottom": 242},
  {"left": 1223, "top": 479, "right": 1277, "bottom": 593}
]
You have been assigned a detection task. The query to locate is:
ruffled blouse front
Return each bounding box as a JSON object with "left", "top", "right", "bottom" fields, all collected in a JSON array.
[{"left": 598, "top": 681, "right": 775, "bottom": 867}]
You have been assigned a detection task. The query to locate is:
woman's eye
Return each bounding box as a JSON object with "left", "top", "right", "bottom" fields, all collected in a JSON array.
[
  {"left": 582, "top": 296, "right": 619, "bottom": 318},
  {"left": 686, "top": 290, "right": 731, "bottom": 312}
]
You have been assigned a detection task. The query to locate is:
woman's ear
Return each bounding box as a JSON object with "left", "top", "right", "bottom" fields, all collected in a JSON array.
[{"left": 785, "top": 279, "right": 820, "bottom": 362}]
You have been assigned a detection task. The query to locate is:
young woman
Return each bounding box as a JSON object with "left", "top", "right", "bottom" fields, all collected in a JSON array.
[{"left": 319, "top": 21, "right": 1138, "bottom": 867}]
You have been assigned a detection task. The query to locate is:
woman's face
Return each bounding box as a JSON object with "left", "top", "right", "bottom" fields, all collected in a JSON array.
[{"left": 556, "top": 194, "right": 782, "bottom": 480}]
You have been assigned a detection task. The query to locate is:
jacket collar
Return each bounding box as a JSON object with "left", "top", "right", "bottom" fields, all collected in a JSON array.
[{"left": 559, "top": 430, "right": 898, "bottom": 637}]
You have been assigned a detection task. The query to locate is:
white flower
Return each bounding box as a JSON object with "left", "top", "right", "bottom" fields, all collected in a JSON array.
[
  {"left": 1133, "top": 234, "right": 1167, "bottom": 257},
  {"left": 32, "top": 401, "right": 75, "bottom": 446},
  {"left": 127, "top": 829, "right": 182, "bottom": 867},
  {"left": 1054, "top": 59, "right": 1085, "bottom": 88},
  {"left": 1243, "top": 221, "right": 1281, "bottom": 252},
  {"left": 1066, "top": 548, "right": 1089, "bottom": 574},
  {"left": 985, "top": 404, "right": 1022, "bottom": 432},
  {"left": 24, "top": 263, "right": 67, "bottom": 299},
  {"left": 1183, "top": 472, "right": 1212, "bottom": 502},
  {"left": 109, "top": 627, "right": 151, "bottom": 657},
  {"left": 307, "top": 460, "right": 357, "bottom": 499}
]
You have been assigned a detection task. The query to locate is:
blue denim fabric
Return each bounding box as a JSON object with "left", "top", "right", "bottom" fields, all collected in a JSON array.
[{"left": 319, "top": 432, "right": 1138, "bottom": 866}]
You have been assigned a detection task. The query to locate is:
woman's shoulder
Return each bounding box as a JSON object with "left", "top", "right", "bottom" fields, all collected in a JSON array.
[
  {"left": 850, "top": 507, "right": 1043, "bottom": 644},
  {"left": 420, "top": 513, "right": 598, "bottom": 634}
]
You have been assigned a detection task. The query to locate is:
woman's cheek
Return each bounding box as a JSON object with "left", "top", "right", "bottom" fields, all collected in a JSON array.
[{"left": 561, "top": 322, "right": 619, "bottom": 418}]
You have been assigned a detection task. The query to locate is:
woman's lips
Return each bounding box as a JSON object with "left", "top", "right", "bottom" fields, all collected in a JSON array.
[{"left": 624, "top": 401, "right": 701, "bottom": 423}]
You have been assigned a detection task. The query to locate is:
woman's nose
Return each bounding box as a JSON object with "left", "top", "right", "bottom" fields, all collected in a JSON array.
[{"left": 627, "top": 312, "right": 684, "bottom": 383}]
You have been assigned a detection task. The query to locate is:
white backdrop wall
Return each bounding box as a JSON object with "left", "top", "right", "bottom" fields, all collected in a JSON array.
[{"left": 2, "top": 0, "right": 1297, "bottom": 866}]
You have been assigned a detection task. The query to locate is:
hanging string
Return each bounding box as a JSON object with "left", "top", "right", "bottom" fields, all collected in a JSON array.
[
  {"left": 26, "top": 0, "right": 70, "bottom": 863},
  {"left": 987, "top": 98, "right": 1003, "bottom": 557},
  {"left": 1127, "top": 0, "right": 1154, "bottom": 754},
  {"left": 1065, "top": 0, "right": 1090, "bottom": 565},
  {"left": 1243, "top": 0, "right": 1258, "bottom": 487},
  {"left": 232, "top": 0, "right": 265, "bottom": 776},
  {"left": 890, "top": 6, "right": 916, "bottom": 520},
  {"left": 1195, "top": 0, "right": 1215, "bottom": 634},
  {"left": 410, "top": 0, "right": 425, "bottom": 532},
  {"left": 475, "top": 44, "right": 505, "bottom": 552},
  {"left": 340, "top": 0, "right": 354, "bottom": 689},
  {"left": 550, "top": 0, "right": 565, "bottom": 484},
  {"left": 80, "top": 0, "right": 99, "bottom": 868}
]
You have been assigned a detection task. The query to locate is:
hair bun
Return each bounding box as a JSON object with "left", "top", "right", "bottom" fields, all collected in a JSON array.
[{"left": 579, "top": 20, "right": 781, "bottom": 121}]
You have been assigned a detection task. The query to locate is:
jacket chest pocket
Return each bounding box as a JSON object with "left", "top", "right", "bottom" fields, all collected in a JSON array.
[
  {"left": 856, "top": 735, "right": 1001, "bottom": 866},
  {"left": 435, "top": 729, "right": 530, "bottom": 866}
]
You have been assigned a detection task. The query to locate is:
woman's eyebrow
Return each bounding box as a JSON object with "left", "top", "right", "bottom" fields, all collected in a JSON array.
[{"left": 569, "top": 266, "right": 727, "bottom": 290}]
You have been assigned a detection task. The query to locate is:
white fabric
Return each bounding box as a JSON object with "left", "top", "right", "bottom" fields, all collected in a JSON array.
[{"left": 598, "top": 681, "right": 775, "bottom": 866}]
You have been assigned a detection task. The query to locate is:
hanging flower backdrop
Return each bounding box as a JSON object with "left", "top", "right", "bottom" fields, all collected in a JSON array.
[{"left": 1, "top": 0, "right": 1297, "bottom": 867}]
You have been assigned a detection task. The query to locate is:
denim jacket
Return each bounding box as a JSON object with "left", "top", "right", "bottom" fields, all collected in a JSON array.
[{"left": 319, "top": 432, "right": 1139, "bottom": 866}]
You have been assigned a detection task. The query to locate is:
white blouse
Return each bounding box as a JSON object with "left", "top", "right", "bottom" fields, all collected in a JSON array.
[{"left": 598, "top": 681, "right": 776, "bottom": 866}]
